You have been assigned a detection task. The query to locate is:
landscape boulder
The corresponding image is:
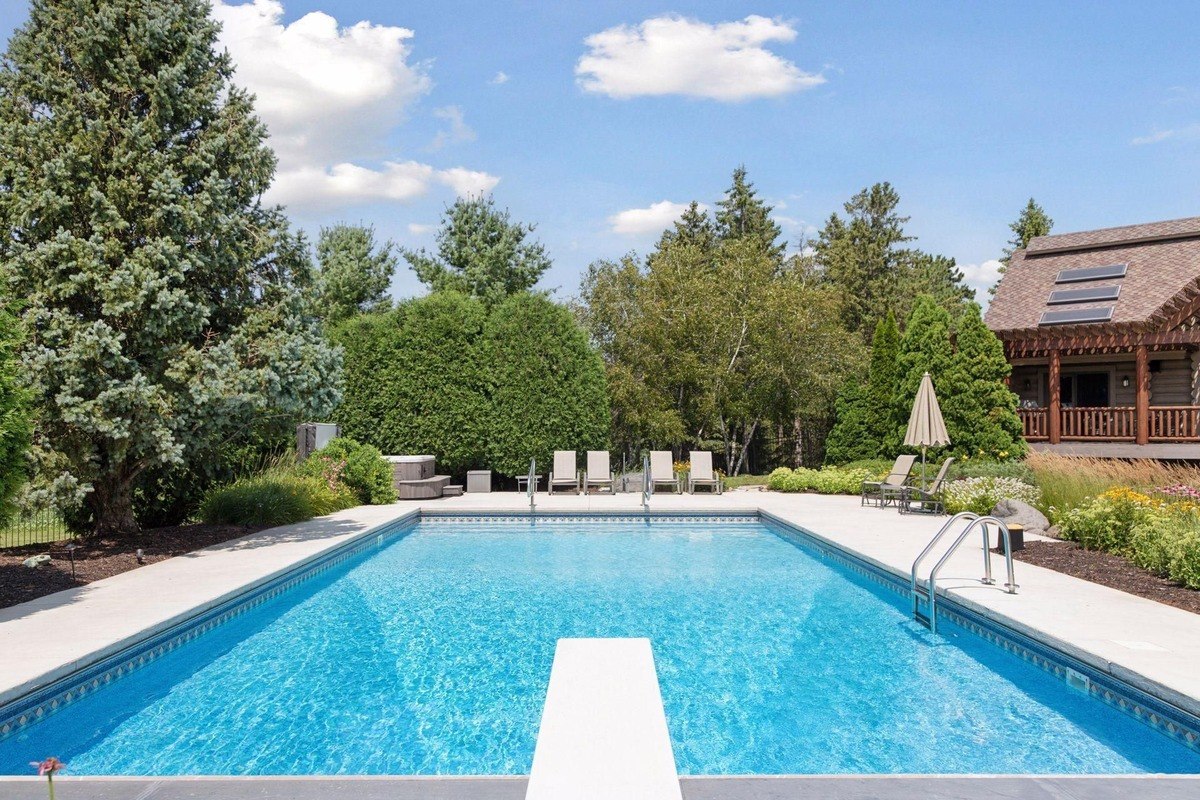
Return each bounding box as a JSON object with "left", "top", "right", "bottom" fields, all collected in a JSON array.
[{"left": 991, "top": 498, "right": 1049, "bottom": 535}]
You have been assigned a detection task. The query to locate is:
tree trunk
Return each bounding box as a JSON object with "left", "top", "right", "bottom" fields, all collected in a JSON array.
[
  {"left": 732, "top": 418, "right": 759, "bottom": 476},
  {"left": 88, "top": 473, "right": 140, "bottom": 538}
]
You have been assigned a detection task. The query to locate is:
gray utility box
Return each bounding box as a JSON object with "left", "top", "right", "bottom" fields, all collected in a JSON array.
[
  {"left": 297, "top": 423, "right": 339, "bottom": 461},
  {"left": 466, "top": 470, "right": 492, "bottom": 493}
]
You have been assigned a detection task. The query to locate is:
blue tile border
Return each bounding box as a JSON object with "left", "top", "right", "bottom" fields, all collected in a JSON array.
[
  {"left": 0, "top": 512, "right": 421, "bottom": 742},
  {"left": 421, "top": 510, "right": 759, "bottom": 525},
  {"left": 758, "top": 510, "right": 1200, "bottom": 756},
  {"left": 3, "top": 508, "right": 1200, "bottom": 761}
]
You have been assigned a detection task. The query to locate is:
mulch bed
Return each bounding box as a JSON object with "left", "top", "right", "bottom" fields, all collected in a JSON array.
[
  {"left": 0, "top": 523, "right": 263, "bottom": 610},
  {"left": 1008, "top": 540, "right": 1200, "bottom": 615}
]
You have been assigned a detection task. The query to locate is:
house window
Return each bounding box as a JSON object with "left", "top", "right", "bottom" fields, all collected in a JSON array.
[{"left": 1060, "top": 372, "right": 1109, "bottom": 407}]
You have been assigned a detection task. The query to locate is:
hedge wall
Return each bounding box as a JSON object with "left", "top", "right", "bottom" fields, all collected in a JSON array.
[
  {"left": 333, "top": 291, "right": 609, "bottom": 476},
  {"left": 483, "top": 293, "right": 610, "bottom": 476},
  {"left": 332, "top": 292, "right": 489, "bottom": 474}
]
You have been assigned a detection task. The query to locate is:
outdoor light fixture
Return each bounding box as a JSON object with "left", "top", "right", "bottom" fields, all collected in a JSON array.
[
  {"left": 136, "top": 547, "right": 145, "bottom": 565},
  {"left": 1122, "top": 376, "right": 1131, "bottom": 388},
  {"left": 65, "top": 542, "right": 77, "bottom": 581}
]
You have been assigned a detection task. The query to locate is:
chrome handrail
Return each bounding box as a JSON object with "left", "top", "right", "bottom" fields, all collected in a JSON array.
[
  {"left": 910, "top": 511, "right": 978, "bottom": 616},
  {"left": 642, "top": 453, "right": 652, "bottom": 510},
  {"left": 913, "top": 514, "right": 1019, "bottom": 634},
  {"left": 527, "top": 457, "right": 536, "bottom": 512}
]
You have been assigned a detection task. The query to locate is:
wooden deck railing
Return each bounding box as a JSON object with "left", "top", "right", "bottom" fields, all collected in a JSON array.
[
  {"left": 1019, "top": 406, "right": 1200, "bottom": 443},
  {"left": 1148, "top": 406, "right": 1200, "bottom": 441},
  {"left": 1017, "top": 408, "right": 1048, "bottom": 441}
]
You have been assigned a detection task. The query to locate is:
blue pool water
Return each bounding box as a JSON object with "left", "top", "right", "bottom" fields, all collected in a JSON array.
[{"left": 2, "top": 516, "right": 1200, "bottom": 775}]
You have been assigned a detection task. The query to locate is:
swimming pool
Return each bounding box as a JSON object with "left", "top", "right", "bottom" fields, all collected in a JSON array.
[{"left": 1, "top": 513, "right": 1199, "bottom": 775}]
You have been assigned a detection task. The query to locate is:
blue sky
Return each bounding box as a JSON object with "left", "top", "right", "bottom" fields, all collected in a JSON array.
[{"left": 3, "top": 1, "right": 1200, "bottom": 303}]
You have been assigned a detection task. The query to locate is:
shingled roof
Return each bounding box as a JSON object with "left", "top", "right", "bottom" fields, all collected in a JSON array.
[{"left": 986, "top": 216, "right": 1200, "bottom": 336}]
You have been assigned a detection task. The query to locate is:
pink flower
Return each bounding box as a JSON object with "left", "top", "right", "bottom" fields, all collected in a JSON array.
[{"left": 30, "top": 756, "right": 64, "bottom": 776}]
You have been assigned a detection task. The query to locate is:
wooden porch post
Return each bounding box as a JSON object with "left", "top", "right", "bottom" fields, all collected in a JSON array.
[
  {"left": 1048, "top": 349, "right": 1061, "bottom": 444},
  {"left": 1136, "top": 345, "right": 1150, "bottom": 445}
]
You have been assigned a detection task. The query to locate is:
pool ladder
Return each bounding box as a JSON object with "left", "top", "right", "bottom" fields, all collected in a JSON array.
[
  {"left": 910, "top": 512, "right": 1018, "bottom": 634},
  {"left": 641, "top": 453, "right": 652, "bottom": 510},
  {"left": 527, "top": 458, "right": 536, "bottom": 512}
]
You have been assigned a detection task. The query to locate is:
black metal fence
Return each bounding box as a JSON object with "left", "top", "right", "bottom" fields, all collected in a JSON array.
[{"left": 0, "top": 508, "right": 72, "bottom": 550}]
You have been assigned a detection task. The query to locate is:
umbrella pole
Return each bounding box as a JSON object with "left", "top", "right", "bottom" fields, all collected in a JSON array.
[{"left": 921, "top": 446, "right": 927, "bottom": 490}]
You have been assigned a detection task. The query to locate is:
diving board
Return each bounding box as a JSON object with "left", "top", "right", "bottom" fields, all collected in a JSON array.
[{"left": 526, "top": 638, "right": 682, "bottom": 800}]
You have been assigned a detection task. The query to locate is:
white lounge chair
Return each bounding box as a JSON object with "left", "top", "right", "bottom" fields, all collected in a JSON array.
[
  {"left": 687, "top": 451, "right": 721, "bottom": 494},
  {"left": 649, "top": 451, "right": 680, "bottom": 493},
  {"left": 860, "top": 454, "right": 918, "bottom": 508},
  {"left": 549, "top": 450, "right": 580, "bottom": 494},
  {"left": 585, "top": 451, "right": 615, "bottom": 493}
]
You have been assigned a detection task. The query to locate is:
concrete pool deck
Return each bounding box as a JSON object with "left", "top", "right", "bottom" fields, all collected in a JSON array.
[{"left": 3, "top": 490, "right": 1200, "bottom": 798}]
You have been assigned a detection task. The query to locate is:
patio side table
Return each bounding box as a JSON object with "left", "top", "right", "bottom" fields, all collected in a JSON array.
[{"left": 466, "top": 470, "right": 492, "bottom": 493}]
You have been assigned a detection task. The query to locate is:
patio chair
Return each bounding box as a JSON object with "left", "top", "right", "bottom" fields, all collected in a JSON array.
[
  {"left": 687, "top": 451, "right": 722, "bottom": 494},
  {"left": 585, "top": 450, "right": 615, "bottom": 494},
  {"left": 893, "top": 457, "right": 956, "bottom": 515},
  {"left": 860, "top": 454, "right": 917, "bottom": 508},
  {"left": 549, "top": 451, "right": 580, "bottom": 494},
  {"left": 649, "top": 451, "right": 681, "bottom": 494}
]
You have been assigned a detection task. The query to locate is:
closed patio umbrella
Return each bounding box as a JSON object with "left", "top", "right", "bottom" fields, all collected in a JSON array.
[{"left": 904, "top": 372, "right": 950, "bottom": 488}]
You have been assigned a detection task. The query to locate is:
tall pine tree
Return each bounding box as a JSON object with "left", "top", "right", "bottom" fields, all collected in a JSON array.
[
  {"left": 715, "top": 166, "right": 785, "bottom": 263},
  {"left": 316, "top": 224, "right": 397, "bottom": 324},
  {"left": 404, "top": 195, "right": 551, "bottom": 306},
  {"left": 0, "top": 0, "right": 340, "bottom": 535},
  {"left": 992, "top": 198, "right": 1053, "bottom": 296}
]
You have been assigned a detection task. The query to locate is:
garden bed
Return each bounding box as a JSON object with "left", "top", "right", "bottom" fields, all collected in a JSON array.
[
  {"left": 1010, "top": 541, "right": 1200, "bottom": 615},
  {"left": 0, "top": 523, "right": 262, "bottom": 609}
]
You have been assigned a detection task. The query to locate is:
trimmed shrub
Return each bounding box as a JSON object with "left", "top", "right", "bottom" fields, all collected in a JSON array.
[
  {"left": 767, "top": 466, "right": 873, "bottom": 495},
  {"left": 332, "top": 292, "right": 490, "bottom": 474},
  {"left": 941, "top": 476, "right": 1040, "bottom": 516},
  {"left": 299, "top": 437, "right": 397, "bottom": 505},
  {"left": 823, "top": 381, "right": 876, "bottom": 465},
  {"left": 949, "top": 459, "right": 1036, "bottom": 485},
  {"left": 199, "top": 472, "right": 357, "bottom": 527},
  {"left": 484, "top": 293, "right": 610, "bottom": 475}
]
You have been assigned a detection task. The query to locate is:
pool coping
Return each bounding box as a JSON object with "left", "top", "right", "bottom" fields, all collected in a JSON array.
[
  {"left": 2, "top": 501, "right": 1200, "bottom": 773},
  {"left": 1, "top": 774, "right": 1200, "bottom": 800}
]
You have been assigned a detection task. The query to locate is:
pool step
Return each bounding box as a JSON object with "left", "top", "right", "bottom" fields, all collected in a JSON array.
[{"left": 526, "top": 638, "right": 682, "bottom": 800}]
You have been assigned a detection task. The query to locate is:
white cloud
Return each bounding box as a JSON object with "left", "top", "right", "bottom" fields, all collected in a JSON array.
[
  {"left": 428, "top": 105, "right": 476, "bottom": 151},
  {"left": 959, "top": 259, "right": 1004, "bottom": 303},
  {"left": 435, "top": 167, "right": 501, "bottom": 197},
  {"left": 609, "top": 200, "right": 705, "bottom": 235},
  {"left": 576, "top": 14, "right": 824, "bottom": 101},
  {"left": 407, "top": 223, "right": 436, "bottom": 235},
  {"left": 1131, "top": 123, "right": 1200, "bottom": 145},
  {"left": 490, "top": 71, "right": 510, "bottom": 85},
  {"left": 213, "top": 0, "right": 498, "bottom": 210}
]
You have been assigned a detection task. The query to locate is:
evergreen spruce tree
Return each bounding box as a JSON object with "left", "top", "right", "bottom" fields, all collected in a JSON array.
[
  {"left": 316, "top": 224, "right": 397, "bottom": 324},
  {"left": 814, "top": 182, "right": 914, "bottom": 338},
  {"left": 715, "top": 166, "right": 785, "bottom": 262},
  {"left": 404, "top": 195, "right": 551, "bottom": 305},
  {"left": 0, "top": 297, "right": 31, "bottom": 524},
  {"left": 888, "top": 296, "right": 954, "bottom": 454},
  {"left": 655, "top": 201, "right": 716, "bottom": 253},
  {"left": 816, "top": 183, "right": 972, "bottom": 337},
  {"left": 866, "top": 311, "right": 900, "bottom": 447},
  {"left": 0, "top": 0, "right": 340, "bottom": 535},
  {"left": 992, "top": 198, "right": 1053, "bottom": 296},
  {"left": 939, "top": 304, "right": 1027, "bottom": 459}
]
